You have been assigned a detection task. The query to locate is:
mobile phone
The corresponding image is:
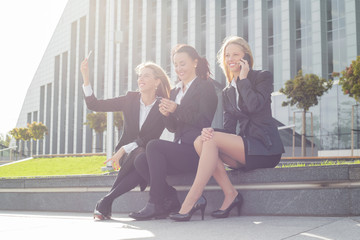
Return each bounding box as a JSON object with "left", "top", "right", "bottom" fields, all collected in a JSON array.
[
  {"left": 239, "top": 53, "right": 252, "bottom": 69},
  {"left": 87, "top": 50, "right": 93, "bottom": 59},
  {"left": 156, "top": 96, "right": 163, "bottom": 101}
]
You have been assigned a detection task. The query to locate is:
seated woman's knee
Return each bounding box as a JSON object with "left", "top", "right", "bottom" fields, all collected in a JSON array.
[
  {"left": 146, "top": 139, "right": 162, "bottom": 152},
  {"left": 193, "top": 136, "right": 202, "bottom": 150},
  {"left": 133, "top": 152, "right": 147, "bottom": 170}
]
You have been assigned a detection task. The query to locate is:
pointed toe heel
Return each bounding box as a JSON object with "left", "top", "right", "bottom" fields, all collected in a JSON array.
[
  {"left": 169, "top": 196, "right": 207, "bottom": 222},
  {"left": 211, "top": 191, "right": 243, "bottom": 219}
]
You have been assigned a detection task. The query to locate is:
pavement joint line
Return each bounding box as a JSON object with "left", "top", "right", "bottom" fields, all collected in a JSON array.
[
  {"left": 280, "top": 218, "right": 343, "bottom": 240},
  {"left": 1, "top": 181, "right": 360, "bottom": 193}
]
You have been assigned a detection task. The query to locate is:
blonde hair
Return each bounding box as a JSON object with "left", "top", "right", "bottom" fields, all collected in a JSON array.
[
  {"left": 135, "top": 62, "right": 171, "bottom": 98},
  {"left": 217, "top": 36, "right": 254, "bottom": 83}
]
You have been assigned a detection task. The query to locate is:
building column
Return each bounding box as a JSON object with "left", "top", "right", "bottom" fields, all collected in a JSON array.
[
  {"left": 345, "top": 0, "right": 359, "bottom": 62},
  {"left": 170, "top": 0, "right": 184, "bottom": 81},
  {"left": 226, "top": 0, "right": 242, "bottom": 36},
  {"left": 188, "top": 0, "right": 201, "bottom": 50},
  {"left": 250, "top": 0, "right": 268, "bottom": 70},
  {"left": 127, "top": 0, "right": 139, "bottom": 90},
  {"left": 156, "top": 0, "right": 167, "bottom": 67},
  {"left": 206, "top": 0, "right": 221, "bottom": 80}
]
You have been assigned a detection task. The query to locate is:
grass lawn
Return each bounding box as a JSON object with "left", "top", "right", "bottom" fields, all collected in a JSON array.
[
  {"left": 0, "top": 156, "right": 110, "bottom": 178},
  {"left": 277, "top": 160, "right": 360, "bottom": 168}
]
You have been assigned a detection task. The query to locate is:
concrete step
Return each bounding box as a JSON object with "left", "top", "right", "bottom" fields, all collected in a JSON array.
[{"left": 1, "top": 165, "right": 360, "bottom": 216}]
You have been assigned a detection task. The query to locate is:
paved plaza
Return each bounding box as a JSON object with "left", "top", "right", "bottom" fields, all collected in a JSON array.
[{"left": 1, "top": 211, "right": 360, "bottom": 240}]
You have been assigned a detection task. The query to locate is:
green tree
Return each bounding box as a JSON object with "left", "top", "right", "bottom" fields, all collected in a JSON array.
[
  {"left": 279, "top": 70, "right": 333, "bottom": 156},
  {"left": 114, "top": 112, "right": 124, "bottom": 132},
  {"left": 84, "top": 112, "right": 124, "bottom": 152},
  {"left": 84, "top": 112, "right": 107, "bottom": 152},
  {"left": 334, "top": 56, "right": 360, "bottom": 103},
  {"left": 19, "top": 127, "right": 32, "bottom": 156},
  {"left": 28, "top": 122, "right": 48, "bottom": 156},
  {"left": 10, "top": 128, "right": 22, "bottom": 157},
  {"left": 10, "top": 127, "right": 32, "bottom": 157},
  {"left": 28, "top": 122, "right": 48, "bottom": 141},
  {"left": 0, "top": 133, "right": 11, "bottom": 147}
]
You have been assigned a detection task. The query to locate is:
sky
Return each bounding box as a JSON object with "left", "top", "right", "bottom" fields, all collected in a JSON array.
[{"left": 0, "top": 0, "right": 68, "bottom": 136}]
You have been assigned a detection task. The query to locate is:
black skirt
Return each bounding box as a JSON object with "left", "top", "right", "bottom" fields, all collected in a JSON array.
[{"left": 242, "top": 137, "right": 282, "bottom": 171}]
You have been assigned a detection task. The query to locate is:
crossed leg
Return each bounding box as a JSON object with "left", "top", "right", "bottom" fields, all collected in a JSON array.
[{"left": 178, "top": 131, "right": 246, "bottom": 214}]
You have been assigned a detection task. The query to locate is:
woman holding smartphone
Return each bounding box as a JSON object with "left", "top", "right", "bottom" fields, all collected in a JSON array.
[
  {"left": 80, "top": 58, "right": 171, "bottom": 220},
  {"left": 170, "top": 36, "right": 284, "bottom": 221},
  {"left": 129, "top": 44, "right": 218, "bottom": 220}
]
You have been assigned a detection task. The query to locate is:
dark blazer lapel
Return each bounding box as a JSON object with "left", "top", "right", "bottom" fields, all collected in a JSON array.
[
  {"left": 225, "top": 85, "right": 239, "bottom": 112},
  {"left": 170, "top": 87, "right": 181, "bottom": 101},
  {"left": 139, "top": 101, "right": 160, "bottom": 132},
  {"left": 132, "top": 94, "right": 141, "bottom": 132},
  {"left": 178, "top": 77, "right": 200, "bottom": 106}
]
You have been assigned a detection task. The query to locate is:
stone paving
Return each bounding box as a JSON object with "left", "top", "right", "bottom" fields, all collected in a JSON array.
[{"left": 1, "top": 211, "right": 360, "bottom": 240}]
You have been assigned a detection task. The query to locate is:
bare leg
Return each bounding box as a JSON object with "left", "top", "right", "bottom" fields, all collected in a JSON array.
[
  {"left": 211, "top": 159, "right": 238, "bottom": 210},
  {"left": 179, "top": 132, "right": 246, "bottom": 214},
  {"left": 194, "top": 136, "right": 238, "bottom": 210}
]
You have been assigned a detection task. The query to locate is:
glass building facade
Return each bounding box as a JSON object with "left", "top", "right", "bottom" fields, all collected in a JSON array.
[{"left": 15, "top": 0, "right": 360, "bottom": 156}]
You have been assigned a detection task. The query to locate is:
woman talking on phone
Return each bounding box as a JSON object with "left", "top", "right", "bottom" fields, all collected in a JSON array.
[
  {"left": 129, "top": 44, "right": 218, "bottom": 220},
  {"left": 80, "top": 57, "right": 171, "bottom": 220},
  {"left": 170, "top": 36, "right": 284, "bottom": 221}
]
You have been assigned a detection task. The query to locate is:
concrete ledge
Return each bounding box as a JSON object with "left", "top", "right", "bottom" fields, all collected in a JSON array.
[{"left": 1, "top": 165, "right": 360, "bottom": 216}]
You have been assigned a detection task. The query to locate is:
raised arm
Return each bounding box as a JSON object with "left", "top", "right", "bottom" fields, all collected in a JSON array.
[{"left": 80, "top": 58, "right": 130, "bottom": 112}]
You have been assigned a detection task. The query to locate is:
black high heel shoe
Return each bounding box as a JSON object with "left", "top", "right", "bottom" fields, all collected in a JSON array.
[
  {"left": 93, "top": 201, "right": 111, "bottom": 220},
  {"left": 211, "top": 191, "right": 243, "bottom": 218},
  {"left": 169, "top": 196, "right": 207, "bottom": 222}
]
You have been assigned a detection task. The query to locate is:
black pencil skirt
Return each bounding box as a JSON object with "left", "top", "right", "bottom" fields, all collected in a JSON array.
[{"left": 242, "top": 137, "right": 282, "bottom": 171}]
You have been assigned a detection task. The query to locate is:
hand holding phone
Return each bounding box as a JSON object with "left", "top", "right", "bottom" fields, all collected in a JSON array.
[
  {"left": 238, "top": 53, "right": 251, "bottom": 80},
  {"left": 238, "top": 53, "right": 252, "bottom": 69},
  {"left": 87, "top": 50, "right": 93, "bottom": 59}
]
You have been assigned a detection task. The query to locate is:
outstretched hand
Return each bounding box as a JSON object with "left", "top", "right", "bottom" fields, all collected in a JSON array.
[
  {"left": 80, "top": 58, "right": 90, "bottom": 86},
  {"left": 104, "top": 147, "right": 126, "bottom": 170}
]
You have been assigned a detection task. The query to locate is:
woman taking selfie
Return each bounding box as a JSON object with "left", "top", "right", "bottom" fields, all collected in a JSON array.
[
  {"left": 170, "top": 36, "right": 284, "bottom": 221},
  {"left": 81, "top": 59, "right": 171, "bottom": 220}
]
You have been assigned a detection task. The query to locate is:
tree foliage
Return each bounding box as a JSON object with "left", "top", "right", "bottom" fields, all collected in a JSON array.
[
  {"left": 84, "top": 112, "right": 124, "bottom": 133},
  {"left": 0, "top": 133, "right": 11, "bottom": 147},
  {"left": 28, "top": 122, "right": 48, "bottom": 140},
  {"left": 18, "top": 128, "right": 32, "bottom": 141},
  {"left": 279, "top": 70, "right": 333, "bottom": 112},
  {"left": 114, "top": 112, "right": 124, "bottom": 131},
  {"left": 9, "top": 128, "right": 22, "bottom": 141},
  {"left": 84, "top": 112, "right": 107, "bottom": 134},
  {"left": 333, "top": 56, "right": 360, "bottom": 103}
]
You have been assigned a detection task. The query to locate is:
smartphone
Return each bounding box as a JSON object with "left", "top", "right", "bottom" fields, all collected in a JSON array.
[
  {"left": 156, "top": 96, "right": 163, "bottom": 101},
  {"left": 87, "top": 50, "right": 93, "bottom": 59},
  {"left": 239, "top": 53, "right": 252, "bottom": 69}
]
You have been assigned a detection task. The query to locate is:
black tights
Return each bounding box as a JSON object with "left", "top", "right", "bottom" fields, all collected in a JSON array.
[
  {"left": 134, "top": 139, "right": 199, "bottom": 205},
  {"left": 97, "top": 154, "right": 148, "bottom": 216}
]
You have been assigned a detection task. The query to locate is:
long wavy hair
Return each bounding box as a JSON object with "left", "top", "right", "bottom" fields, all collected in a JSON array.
[
  {"left": 135, "top": 62, "right": 171, "bottom": 98},
  {"left": 217, "top": 36, "right": 254, "bottom": 83}
]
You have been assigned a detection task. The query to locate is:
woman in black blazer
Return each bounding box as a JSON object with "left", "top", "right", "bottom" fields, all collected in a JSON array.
[
  {"left": 170, "top": 36, "right": 285, "bottom": 221},
  {"left": 129, "top": 44, "right": 218, "bottom": 220},
  {"left": 80, "top": 60, "right": 171, "bottom": 220}
]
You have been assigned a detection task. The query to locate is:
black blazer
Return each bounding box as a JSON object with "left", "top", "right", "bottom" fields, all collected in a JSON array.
[
  {"left": 165, "top": 77, "right": 218, "bottom": 145},
  {"left": 222, "top": 70, "right": 284, "bottom": 156},
  {"left": 84, "top": 91, "right": 165, "bottom": 152}
]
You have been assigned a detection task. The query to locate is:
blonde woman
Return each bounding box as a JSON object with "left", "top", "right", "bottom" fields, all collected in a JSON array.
[
  {"left": 170, "top": 36, "right": 284, "bottom": 221},
  {"left": 81, "top": 60, "right": 171, "bottom": 220}
]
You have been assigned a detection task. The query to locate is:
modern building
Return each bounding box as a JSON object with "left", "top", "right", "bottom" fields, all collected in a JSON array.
[{"left": 15, "top": 0, "right": 360, "bottom": 157}]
